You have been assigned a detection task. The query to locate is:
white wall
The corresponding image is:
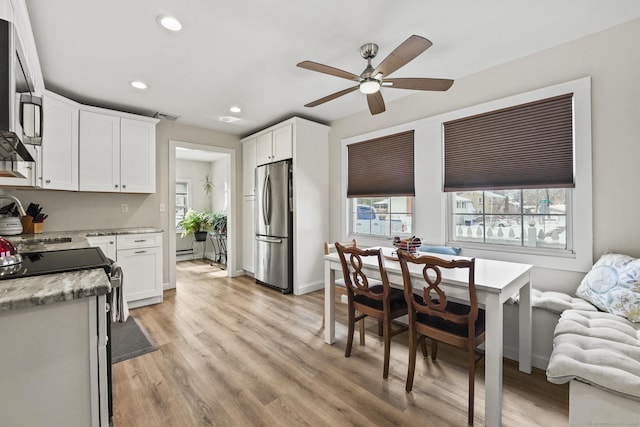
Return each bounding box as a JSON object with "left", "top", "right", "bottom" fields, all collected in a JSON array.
[{"left": 327, "top": 18, "right": 640, "bottom": 367}]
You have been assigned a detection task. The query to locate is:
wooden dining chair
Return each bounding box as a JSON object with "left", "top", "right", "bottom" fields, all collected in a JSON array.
[
  {"left": 335, "top": 243, "right": 408, "bottom": 379},
  {"left": 397, "top": 249, "right": 485, "bottom": 426},
  {"left": 322, "top": 239, "right": 366, "bottom": 345}
]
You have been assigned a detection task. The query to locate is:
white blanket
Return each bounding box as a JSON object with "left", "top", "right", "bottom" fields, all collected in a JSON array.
[{"left": 546, "top": 310, "right": 640, "bottom": 399}]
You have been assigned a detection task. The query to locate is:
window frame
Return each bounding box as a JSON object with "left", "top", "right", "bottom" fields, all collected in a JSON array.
[
  {"left": 446, "top": 188, "right": 574, "bottom": 257},
  {"left": 175, "top": 178, "right": 192, "bottom": 229},
  {"left": 348, "top": 196, "right": 415, "bottom": 238}
]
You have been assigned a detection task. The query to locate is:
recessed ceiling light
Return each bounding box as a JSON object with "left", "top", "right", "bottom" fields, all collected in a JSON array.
[
  {"left": 157, "top": 15, "right": 182, "bottom": 32},
  {"left": 229, "top": 106, "right": 242, "bottom": 114},
  {"left": 130, "top": 80, "right": 148, "bottom": 90}
]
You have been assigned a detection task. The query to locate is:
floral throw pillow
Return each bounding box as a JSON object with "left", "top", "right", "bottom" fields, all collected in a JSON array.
[{"left": 576, "top": 252, "right": 640, "bottom": 322}]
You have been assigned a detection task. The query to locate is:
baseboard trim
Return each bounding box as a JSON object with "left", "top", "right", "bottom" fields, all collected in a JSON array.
[{"left": 295, "top": 280, "right": 323, "bottom": 295}]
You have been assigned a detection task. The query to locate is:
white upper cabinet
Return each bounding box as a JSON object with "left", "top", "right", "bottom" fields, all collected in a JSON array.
[
  {"left": 255, "top": 123, "right": 292, "bottom": 166},
  {"left": 256, "top": 132, "right": 273, "bottom": 165},
  {"left": 41, "top": 91, "right": 79, "bottom": 191},
  {"left": 79, "top": 109, "right": 157, "bottom": 193},
  {"left": 79, "top": 110, "right": 120, "bottom": 192},
  {"left": 272, "top": 123, "right": 293, "bottom": 162},
  {"left": 242, "top": 137, "right": 257, "bottom": 196},
  {"left": 120, "top": 118, "right": 156, "bottom": 193}
]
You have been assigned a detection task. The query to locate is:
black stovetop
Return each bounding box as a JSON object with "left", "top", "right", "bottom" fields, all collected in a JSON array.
[{"left": 0, "top": 247, "right": 111, "bottom": 280}]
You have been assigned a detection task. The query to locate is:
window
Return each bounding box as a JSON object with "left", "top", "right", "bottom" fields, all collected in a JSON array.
[
  {"left": 445, "top": 92, "right": 575, "bottom": 254},
  {"left": 450, "top": 189, "right": 569, "bottom": 250},
  {"left": 351, "top": 197, "right": 413, "bottom": 237},
  {"left": 346, "top": 130, "right": 415, "bottom": 238},
  {"left": 175, "top": 179, "right": 191, "bottom": 228}
]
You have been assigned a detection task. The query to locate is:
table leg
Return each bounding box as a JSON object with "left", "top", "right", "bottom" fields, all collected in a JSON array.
[
  {"left": 484, "top": 293, "right": 503, "bottom": 427},
  {"left": 324, "top": 260, "right": 336, "bottom": 344},
  {"left": 518, "top": 278, "right": 533, "bottom": 373}
]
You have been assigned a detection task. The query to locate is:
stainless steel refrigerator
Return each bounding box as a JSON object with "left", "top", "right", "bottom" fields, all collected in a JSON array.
[{"left": 254, "top": 159, "right": 293, "bottom": 293}]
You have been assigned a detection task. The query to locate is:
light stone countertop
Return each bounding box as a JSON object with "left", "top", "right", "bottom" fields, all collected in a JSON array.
[
  {"left": 0, "top": 269, "right": 110, "bottom": 312},
  {"left": 0, "top": 227, "right": 163, "bottom": 312},
  {"left": 10, "top": 227, "right": 163, "bottom": 253}
]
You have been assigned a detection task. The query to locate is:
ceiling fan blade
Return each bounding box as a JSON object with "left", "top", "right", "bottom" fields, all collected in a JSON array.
[
  {"left": 297, "top": 61, "right": 360, "bottom": 81},
  {"left": 383, "top": 77, "right": 454, "bottom": 91},
  {"left": 372, "top": 35, "right": 433, "bottom": 77},
  {"left": 367, "top": 92, "right": 386, "bottom": 115},
  {"left": 304, "top": 86, "right": 359, "bottom": 107}
]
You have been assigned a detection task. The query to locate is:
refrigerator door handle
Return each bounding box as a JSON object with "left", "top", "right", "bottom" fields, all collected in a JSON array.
[
  {"left": 256, "top": 236, "right": 283, "bottom": 244},
  {"left": 261, "top": 173, "right": 269, "bottom": 226},
  {"left": 264, "top": 173, "right": 272, "bottom": 225}
]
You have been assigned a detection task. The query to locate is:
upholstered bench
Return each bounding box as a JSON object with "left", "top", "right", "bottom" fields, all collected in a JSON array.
[
  {"left": 546, "top": 310, "right": 640, "bottom": 426},
  {"left": 546, "top": 252, "right": 640, "bottom": 426}
]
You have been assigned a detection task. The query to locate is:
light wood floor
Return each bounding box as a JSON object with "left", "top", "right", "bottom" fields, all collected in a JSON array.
[{"left": 112, "top": 259, "right": 569, "bottom": 426}]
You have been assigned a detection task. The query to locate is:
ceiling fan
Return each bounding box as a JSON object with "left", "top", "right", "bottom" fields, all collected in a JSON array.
[{"left": 297, "top": 35, "right": 454, "bottom": 115}]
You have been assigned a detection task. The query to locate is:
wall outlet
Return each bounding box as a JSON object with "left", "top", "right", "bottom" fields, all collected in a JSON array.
[
  {"left": 121, "top": 204, "right": 128, "bottom": 213},
  {"left": 160, "top": 203, "right": 166, "bottom": 212}
]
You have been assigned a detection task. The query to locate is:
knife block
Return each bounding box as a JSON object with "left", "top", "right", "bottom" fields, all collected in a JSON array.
[{"left": 20, "top": 216, "right": 43, "bottom": 234}]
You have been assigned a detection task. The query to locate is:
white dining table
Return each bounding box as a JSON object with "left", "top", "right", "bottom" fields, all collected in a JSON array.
[{"left": 324, "top": 247, "right": 533, "bottom": 427}]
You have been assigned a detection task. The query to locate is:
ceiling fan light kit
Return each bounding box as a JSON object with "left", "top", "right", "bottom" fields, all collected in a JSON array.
[
  {"left": 359, "top": 78, "right": 381, "bottom": 94},
  {"left": 297, "top": 35, "right": 454, "bottom": 115}
]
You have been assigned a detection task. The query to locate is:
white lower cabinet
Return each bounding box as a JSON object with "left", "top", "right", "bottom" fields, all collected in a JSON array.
[
  {"left": 87, "top": 233, "right": 163, "bottom": 308},
  {"left": 116, "top": 233, "right": 162, "bottom": 308},
  {"left": 117, "top": 246, "right": 162, "bottom": 306},
  {"left": 0, "top": 295, "right": 108, "bottom": 427}
]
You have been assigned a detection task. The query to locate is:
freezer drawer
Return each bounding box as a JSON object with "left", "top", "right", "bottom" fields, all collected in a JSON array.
[{"left": 254, "top": 236, "right": 291, "bottom": 293}]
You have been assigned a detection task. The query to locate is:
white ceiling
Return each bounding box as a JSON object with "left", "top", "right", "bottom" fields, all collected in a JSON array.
[{"left": 25, "top": 1, "right": 640, "bottom": 137}]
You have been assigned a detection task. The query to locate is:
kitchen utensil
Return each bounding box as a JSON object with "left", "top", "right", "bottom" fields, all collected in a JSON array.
[
  {"left": 0, "top": 216, "right": 23, "bottom": 235},
  {"left": 0, "top": 236, "right": 22, "bottom": 267}
]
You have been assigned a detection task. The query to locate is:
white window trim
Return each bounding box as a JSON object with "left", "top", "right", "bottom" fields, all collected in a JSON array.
[{"left": 341, "top": 77, "right": 592, "bottom": 272}]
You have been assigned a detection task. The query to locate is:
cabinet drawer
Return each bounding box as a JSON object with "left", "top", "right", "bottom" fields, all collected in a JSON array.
[{"left": 116, "top": 233, "right": 161, "bottom": 249}]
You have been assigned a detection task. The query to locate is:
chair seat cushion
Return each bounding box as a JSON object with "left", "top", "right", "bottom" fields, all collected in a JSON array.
[
  {"left": 354, "top": 285, "right": 407, "bottom": 312},
  {"left": 415, "top": 297, "right": 486, "bottom": 337}
]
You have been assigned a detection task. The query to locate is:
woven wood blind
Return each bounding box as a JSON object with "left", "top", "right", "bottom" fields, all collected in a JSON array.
[
  {"left": 443, "top": 93, "right": 574, "bottom": 192},
  {"left": 347, "top": 130, "right": 415, "bottom": 197}
]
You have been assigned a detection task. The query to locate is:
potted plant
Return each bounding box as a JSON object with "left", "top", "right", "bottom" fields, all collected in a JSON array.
[
  {"left": 177, "top": 209, "right": 214, "bottom": 241},
  {"left": 211, "top": 212, "right": 227, "bottom": 233}
]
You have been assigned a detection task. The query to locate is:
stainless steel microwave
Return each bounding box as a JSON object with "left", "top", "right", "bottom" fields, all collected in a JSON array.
[{"left": 0, "top": 18, "right": 42, "bottom": 178}]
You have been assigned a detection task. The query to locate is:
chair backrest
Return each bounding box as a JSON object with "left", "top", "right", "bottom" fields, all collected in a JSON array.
[
  {"left": 334, "top": 242, "right": 389, "bottom": 302},
  {"left": 324, "top": 239, "right": 356, "bottom": 255},
  {"left": 397, "top": 249, "right": 478, "bottom": 328}
]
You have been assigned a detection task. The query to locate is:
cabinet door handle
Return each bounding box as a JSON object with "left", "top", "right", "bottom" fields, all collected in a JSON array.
[
  {"left": 134, "top": 250, "right": 147, "bottom": 254},
  {"left": 115, "top": 184, "right": 119, "bottom": 188},
  {"left": 134, "top": 239, "right": 146, "bottom": 243},
  {"left": 45, "top": 179, "right": 51, "bottom": 184},
  {"left": 123, "top": 184, "right": 126, "bottom": 189}
]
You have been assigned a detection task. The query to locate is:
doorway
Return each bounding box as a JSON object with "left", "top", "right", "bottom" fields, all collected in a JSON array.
[{"left": 168, "top": 140, "right": 236, "bottom": 288}]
